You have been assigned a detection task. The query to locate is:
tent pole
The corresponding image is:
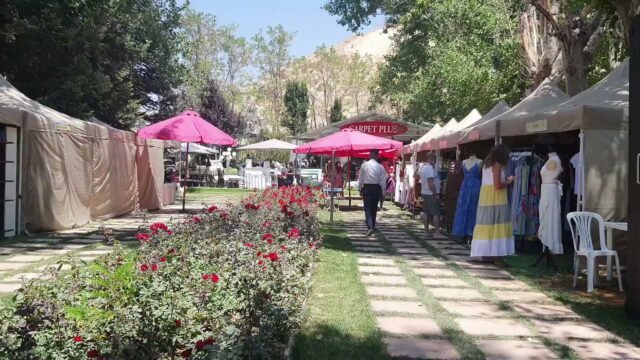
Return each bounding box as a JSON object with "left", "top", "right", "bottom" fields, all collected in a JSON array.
[
  {"left": 579, "top": 130, "right": 585, "bottom": 211},
  {"left": 183, "top": 142, "right": 189, "bottom": 211},
  {"left": 330, "top": 150, "right": 335, "bottom": 224}
]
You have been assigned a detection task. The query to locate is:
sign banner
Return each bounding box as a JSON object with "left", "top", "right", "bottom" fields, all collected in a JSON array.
[
  {"left": 526, "top": 119, "right": 548, "bottom": 133},
  {"left": 468, "top": 131, "right": 480, "bottom": 140},
  {"left": 341, "top": 121, "right": 408, "bottom": 137}
]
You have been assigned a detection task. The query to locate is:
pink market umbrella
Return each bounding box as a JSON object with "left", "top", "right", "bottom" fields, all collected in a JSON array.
[
  {"left": 138, "top": 110, "right": 237, "bottom": 211},
  {"left": 294, "top": 129, "right": 402, "bottom": 222}
]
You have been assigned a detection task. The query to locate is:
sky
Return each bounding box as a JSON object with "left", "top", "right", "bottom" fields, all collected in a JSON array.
[{"left": 186, "top": 0, "right": 385, "bottom": 57}]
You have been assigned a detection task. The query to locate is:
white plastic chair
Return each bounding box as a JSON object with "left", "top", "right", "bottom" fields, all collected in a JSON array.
[{"left": 567, "top": 212, "right": 623, "bottom": 293}]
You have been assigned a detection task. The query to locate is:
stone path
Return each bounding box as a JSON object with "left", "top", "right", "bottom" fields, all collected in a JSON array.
[
  {"left": 0, "top": 202, "right": 193, "bottom": 295},
  {"left": 342, "top": 209, "right": 640, "bottom": 360}
]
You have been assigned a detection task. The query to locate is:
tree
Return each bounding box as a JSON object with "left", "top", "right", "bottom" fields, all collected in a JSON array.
[
  {"left": 329, "top": 98, "right": 345, "bottom": 123},
  {"left": 252, "top": 25, "right": 295, "bottom": 132},
  {"left": 199, "top": 80, "right": 244, "bottom": 137},
  {"left": 283, "top": 81, "right": 310, "bottom": 135},
  {"left": 0, "top": 0, "right": 186, "bottom": 129}
]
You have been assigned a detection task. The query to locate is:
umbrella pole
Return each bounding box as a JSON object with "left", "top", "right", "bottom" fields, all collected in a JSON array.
[
  {"left": 330, "top": 150, "right": 335, "bottom": 224},
  {"left": 183, "top": 142, "right": 190, "bottom": 211},
  {"left": 348, "top": 156, "right": 352, "bottom": 208}
]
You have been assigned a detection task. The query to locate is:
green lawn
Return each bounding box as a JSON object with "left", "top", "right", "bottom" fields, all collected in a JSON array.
[
  {"left": 186, "top": 187, "right": 249, "bottom": 194},
  {"left": 292, "top": 211, "right": 389, "bottom": 360}
]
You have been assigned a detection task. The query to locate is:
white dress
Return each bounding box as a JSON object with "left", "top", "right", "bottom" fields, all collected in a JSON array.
[{"left": 538, "top": 153, "right": 563, "bottom": 254}]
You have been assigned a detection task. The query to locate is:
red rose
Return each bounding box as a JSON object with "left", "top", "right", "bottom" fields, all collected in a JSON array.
[
  {"left": 261, "top": 233, "right": 273, "bottom": 240},
  {"left": 204, "top": 337, "right": 215, "bottom": 345},
  {"left": 136, "top": 233, "right": 150, "bottom": 242},
  {"left": 258, "top": 260, "right": 264, "bottom": 265},
  {"left": 73, "top": 336, "right": 82, "bottom": 343},
  {"left": 196, "top": 340, "right": 205, "bottom": 350},
  {"left": 268, "top": 252, "right": 279, "bottom": 262},
  {"left": 256, "top": 251, "right": 262, "bottom": 257},
  {"left": 202, "top": 274, "right": 210, "bottom": 280},
  {"left": 267, "top": 239, "right": 273, "bottom": 244},
  {"left": 181, "top": 348, "right": 192, "bottom": 358},
  {"left": 281, "top": 245, "right": 287, "bottom": 251},
  {"left": 151, "top": 264, "right": 159, "bottom": 272},
  {"left": 211, "top": 273, "right": 219, "bottom": 283},
  {"left": 244, "top": 243, "right": 254, "bottom": 247},
  {"left": 287, "top": 228, "right": 301, "bottom": 239},
  {"left": 262, "top": 221, "right": 271, "bottom": 227},
  {"left": 245, "top": 203, "right": 252, "bottom": 210},
  {"left": 160, "top": 257, "right": 167, "bottom": 262},
  {"left": 140, "top": 264, "right": 149, "bottom": 272},
  {"left": 193, "top": 216, "right": 201, "bottom": 223},
  {"left": 175, "top": 319, "right": 182, "bottom": 327},
  {"left": 207, "top": 205, "right": 218, "bottom": 213},
  {"left": 167, "top": 230, "right": 174, "bottom": 236},
  {"left": 168, "top": 248, "right": 176, "bottom": 254},
  {"left": 87, "top": 349, "right": 100, "bottom": 358}
]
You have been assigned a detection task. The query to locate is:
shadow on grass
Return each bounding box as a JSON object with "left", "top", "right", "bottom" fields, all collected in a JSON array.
[{"left": 292, "top": 324, "right": 389, "bottom": 360}]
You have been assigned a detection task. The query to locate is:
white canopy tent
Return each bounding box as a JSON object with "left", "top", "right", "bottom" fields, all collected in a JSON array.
[
  {"left": 237, "top": 138, "right": 297, "bottom": 150},
  {"left": 402, "top": 124, "right": 443, "bottom": 154},
  {"left": 437, "top": 102, "right": 510, "bottom": 151},
  {"left": 428, "top": 109, "right": 482, "bottom": 150},
  {"left": 181, "top": 142, "right": 218, "bottom": 154}
]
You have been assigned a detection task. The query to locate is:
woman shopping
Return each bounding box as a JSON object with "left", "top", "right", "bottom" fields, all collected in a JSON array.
[{"left": 470, "top": 144, "right": 515, "bottom": 264}]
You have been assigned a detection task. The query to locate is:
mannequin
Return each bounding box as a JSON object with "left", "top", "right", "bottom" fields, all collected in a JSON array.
[
  {"left": 452, "top": 153, "right": 483, "bottom": 242},
  {"left": 533, "top": 149, "right": 563, "bottom": 270}
]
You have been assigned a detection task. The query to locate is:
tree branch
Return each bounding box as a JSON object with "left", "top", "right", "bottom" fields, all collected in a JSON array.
[{"left": 530, "top": 0, "right": 561, "bottom": 35}]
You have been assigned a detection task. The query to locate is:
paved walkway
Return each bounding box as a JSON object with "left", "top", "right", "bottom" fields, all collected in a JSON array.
[{"left": 343, "top": 209, "right": 640, "bottom": 360}]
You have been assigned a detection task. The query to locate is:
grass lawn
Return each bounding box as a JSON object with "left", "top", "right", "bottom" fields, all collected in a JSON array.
[
  {"left": 292, "top": 211, "right": 389, "bottom": 360},
  {"left": 186, "top": 187, "right": 250, "bottom": 194}
]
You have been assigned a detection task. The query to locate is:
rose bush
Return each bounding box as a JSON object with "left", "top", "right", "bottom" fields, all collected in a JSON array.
[{"left": 0, "top": 186, "right": 321, "bottom": 359}]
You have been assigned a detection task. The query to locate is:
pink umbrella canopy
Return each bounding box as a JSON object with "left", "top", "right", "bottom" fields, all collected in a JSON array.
[
  {"left": 138, "top": 110, "right": 236, "bottom": 145},
  {"left": 294, "top": 128, "right": 402, "bottom": 156}
]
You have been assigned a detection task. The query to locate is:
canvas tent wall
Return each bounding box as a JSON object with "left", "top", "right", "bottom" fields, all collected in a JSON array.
[{"left": 0, "top": 76, "right": 168, "bottom": 233}]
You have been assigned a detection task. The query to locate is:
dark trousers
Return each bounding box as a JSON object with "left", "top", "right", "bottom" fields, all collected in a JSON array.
[{"left": 362, "top": 184, "right": 382, "bottom": 230}]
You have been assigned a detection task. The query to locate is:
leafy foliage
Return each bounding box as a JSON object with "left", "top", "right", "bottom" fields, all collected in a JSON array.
[
  {"left": 329, "top": 99, "right": 345, "bottom": 124},
  {"left": 0, "top": 187, "right": 322, "bottom": 359},
  {"left": 0, "top": 0, "right": 186, "bottom": 129},
  {"left": 199, "top": 80, "right": 245, "bottom": 137},
  {"left": 283, "top": 81, "right": 310, "bottom": 135}
]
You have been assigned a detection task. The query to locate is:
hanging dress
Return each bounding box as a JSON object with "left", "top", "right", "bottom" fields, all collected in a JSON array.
[
  {"left": 538, "top": 153, "right": 563, "bottom": 254},
  {"left": 452, "top": 162, "right": 481, "bottom": 237},
  {"left": 470, "top": 165, "right": 515, "bottom": 257}
]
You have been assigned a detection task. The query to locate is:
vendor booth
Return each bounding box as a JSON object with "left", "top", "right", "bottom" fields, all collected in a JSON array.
[{"left": 0, "top": 76, "right": 173, "bottom": 234}]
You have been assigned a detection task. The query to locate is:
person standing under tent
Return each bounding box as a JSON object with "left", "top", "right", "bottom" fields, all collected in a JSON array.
[
  {"left": 358, "top": 150, "right": 387, "bottom": 236},
  {"left": 470, "top": 144, "right": 515, "bottom": 265},
  {"left": 416, "top": 152, "right": 443, "bottom": 238}
]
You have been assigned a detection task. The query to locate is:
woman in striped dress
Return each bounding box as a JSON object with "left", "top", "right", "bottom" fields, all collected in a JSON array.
[{"left": 471, "top": 144, "right": 515, "bottom": 263}]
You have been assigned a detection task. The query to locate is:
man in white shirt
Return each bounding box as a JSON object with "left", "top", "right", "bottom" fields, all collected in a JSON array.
[
  {"left": 358, "top": 149, "right": 388, "bottom": 236},
  {"left": 416, "top": 152, "right": 442, "bottom": 237}
]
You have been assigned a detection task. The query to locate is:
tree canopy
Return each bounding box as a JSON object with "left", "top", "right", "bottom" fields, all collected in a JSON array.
[{"left": 283, "top": 81, "right": 310, "bottom": 135}]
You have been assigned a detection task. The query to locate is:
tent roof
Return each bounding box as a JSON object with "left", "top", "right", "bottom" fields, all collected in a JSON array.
[
  {"left": 294, "top": 128, "right": 402, "bottom": 157},
  {"left": 436, "top": 101, "right": 510, "bottom": 150},
  {"left": 459, "top": 79, "right": 569, "bottom": 144},
  {"left": 402, "top": 123, "right": 441, "bottom": 154},
  {"left": 237, "top": 138, "right": 297, "bottom": 150},
  {"left": 500, "top": 59, "right": 629, "bottom": 137},
  {"left": 181, "top": 143, "right": 218, "bottom": 154},
  {"left": 429, "top": 110, "right": 482, "bottom": 150},
  {"left": 295, "top": 111, "right": 428, "bottom": 142}
]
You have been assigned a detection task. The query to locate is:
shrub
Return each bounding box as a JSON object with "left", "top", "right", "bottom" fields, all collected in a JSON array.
[{"left": 0, "top": 186, "right": 321, "bottom": 359}]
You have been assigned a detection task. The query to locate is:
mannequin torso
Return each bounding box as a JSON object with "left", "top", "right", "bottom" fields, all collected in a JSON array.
[{"left": 463, "top": 155, "right": 482, "bottom": 170}]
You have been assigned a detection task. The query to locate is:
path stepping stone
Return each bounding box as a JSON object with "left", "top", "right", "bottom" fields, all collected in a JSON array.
[
  {"left": 390, "top": 243, "right": 423, "bottom": 249},
  {"left": 37, "top": 264, "right": 73, "bottom": 271},
  {"left": 430, "top": 288, "right": 485, "bottom": 301},
  {"left": 412, "top": 268, "right": 457, "bottom": 277},
  {"left": 466, "top": 268, "right": 513, "bottom": 279},
  {"left": 511, "top": 303, "right": 581, "bottom": 319},
  {"left": 358, "top": 258, "right": 395, "bottom": 266},
  {"left": 567, "top": 341, "right": 640, "bottom": 359},
  {"left": 75, "top": 256, "right": 100, "bottom": 262},
  {"left": 377, "top": 316, "right": 442, "bottom": 335},
  {"left": 0, "top": 283, "right": 22, "bottom": 293},
  {"left": 0, "top": 262, "right": 33, "bottom": 271},
  {"left": 355, "top": 247, "right": 387, "bottom": 254},
  {"left": 407, "top": 259, "right": 448, "bottom": 268},
  {"left": 493, "top": 290, "right": 552, "bottom": 303},
  {"left": 446, "top": 255, "right": 473, "bottom": 261},
  {"left": 1, "top": 272, "right": 45, "bottom": 282},
  {"left": 456, "top": 318, "right": 532, "bottom": 337},
  {"left": 30, "top": 248, "right": 73, "bottom": 255},
  {"left": 453, "top": 261, "right": 498, "bottom": 270},
  {"left": 421, "top": 277, "right": 469, "bottom": 288},
  {"left": 396, "top": 248, "right": 431, "bottom": 255},
  {"left": 358, "top": 266, "right": 402, "bottom": 275},
  {"left": 27, "top": 238, "right": 63, "bottom": 244},
  {"left": 67, "top": 239, "right": 102, "bottom": 244},
  {"left": 7, "top": 243, "right": 52, "bottom": 249},
  {"left": 531, "top": 319, "right": 618, "bottom": 341},
  {"left": 477, "top": 278, "right": 529, "bottom": 289},
  {"left": 383, "top": 337, "right": 459, "bottom": 359},
  {"left": 5, "top": 255, "right": 52, "bottom": 263},
  {"left": 76, "top": 250, "right": 113, "bottom": 256},
  {"left": 361, "top": 275, "right": 407, "bottom": 285},
  {"left": 439, "top": 249, "right": 470, "bottom": 256},
  {"left": 0, "top": 247, "right": 24, "bottom": 255},
  {"left": 440, "top": 301, "right": 509, "bottom": 318},
  {"left": 476, "top": 339, "right": 559, "bottom": 360},
  {"left": 61, "top": 244, "right": 90, "bottom": 250},
  {"left": 366, "top": 286, "right": 418, "bottom": 299},
  {"left": 371, "top": 300, "right": 428, "bottom": 315},
  {"left": 351, "top": 242, "right": 383, "bottom": 248}
]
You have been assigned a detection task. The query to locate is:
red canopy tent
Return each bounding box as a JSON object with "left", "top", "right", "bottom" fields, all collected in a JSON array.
[
  {"left": 294, "top": 128, "right": 402, "bottom": 222},
  {"left": 138, "top": 110, "right": 236, "bottom": 211}
]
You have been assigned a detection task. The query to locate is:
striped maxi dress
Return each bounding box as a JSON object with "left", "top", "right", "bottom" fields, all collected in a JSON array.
[{"left": 470, "top": 165, "right": 515, "bottom": 257}]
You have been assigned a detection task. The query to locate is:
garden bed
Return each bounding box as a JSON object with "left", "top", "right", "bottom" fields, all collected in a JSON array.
[{"left": 0, "top": 187, "right": 321, "bottom": 359}]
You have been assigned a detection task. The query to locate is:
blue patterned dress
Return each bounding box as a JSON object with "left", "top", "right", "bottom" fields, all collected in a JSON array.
[{"left": 452, "top": 162, "right": 482, "bottom": 237}]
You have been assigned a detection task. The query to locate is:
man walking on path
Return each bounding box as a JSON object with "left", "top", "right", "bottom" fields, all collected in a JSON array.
[
  {"left": 358, "top": 149, "right": 388, "bottom": 236},
  {"left": 416, "top": 152, "right": 443, "bottom": 238}
]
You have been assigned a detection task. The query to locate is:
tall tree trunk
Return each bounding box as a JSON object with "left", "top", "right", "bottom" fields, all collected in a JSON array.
[{"left": 614, "top": 0, "right": 640, "bottom": 49}]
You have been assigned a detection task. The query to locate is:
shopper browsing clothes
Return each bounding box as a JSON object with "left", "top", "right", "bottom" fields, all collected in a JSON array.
[
  {"left": 416, "top": 152, "right": 443, "bottom": 238},
  {"left": 470, "top": 144, "right": 515, "bottom": 265},
  {"left": 358, "top": 150, "right": 388, "bottom": 236}
]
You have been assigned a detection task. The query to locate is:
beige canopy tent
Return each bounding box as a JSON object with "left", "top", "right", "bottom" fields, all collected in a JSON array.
[
  {"left": 402, "top": 123, "right": 442, "bottom": 154},
  {"left": 458, "top": 79, "right": 569, "bottom": 144},
  {"left": 0, "top": 76, "right": 171, "bottom": 232},
  {"left": 499, "top": 59, "right": 629, "bottom": 222},
  {"left": 428, "top": 109, "right": 482, "bottom": 150},
  {"left": 438, "top": 101, "right": 510, "bottom": 151}
]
